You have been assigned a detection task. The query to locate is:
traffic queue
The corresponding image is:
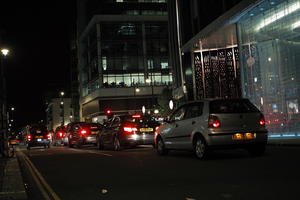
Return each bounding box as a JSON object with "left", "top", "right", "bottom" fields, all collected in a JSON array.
[{"left": 22, "top": 99, "right": 268, "bottom": 159}]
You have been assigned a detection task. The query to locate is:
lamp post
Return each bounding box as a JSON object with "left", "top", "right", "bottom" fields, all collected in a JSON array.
[
  {"left": 146, "top": 78, "right": 154, "bottom": 113},
  {"left": 0, "top": 48, "right": 9, "bottom": 156},
  {"left": 60, "top": 91, "right": 65, "bottom": 126}
]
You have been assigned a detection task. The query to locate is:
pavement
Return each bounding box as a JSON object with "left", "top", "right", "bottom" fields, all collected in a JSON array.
[
  {"left": 0, "top": 150, "right": 27, "bottom": 200},
  {"left": 0, "top": 137, "right": 299, "bottom": 200}
]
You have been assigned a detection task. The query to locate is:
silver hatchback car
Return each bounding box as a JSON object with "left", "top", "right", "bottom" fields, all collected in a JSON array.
[{"left": 154, "top": 99, "right": 268, "bottom": 159}]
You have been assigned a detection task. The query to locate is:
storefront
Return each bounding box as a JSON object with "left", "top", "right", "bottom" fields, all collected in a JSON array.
[{"left": 182, "top": 0, "right": 300, "bottom": 136}]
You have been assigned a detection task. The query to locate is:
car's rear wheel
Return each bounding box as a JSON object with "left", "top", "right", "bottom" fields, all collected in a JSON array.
[
  {"left": 77, "top": 141, "right": 82, "bottom": 149},
  {"left": 246, "top": 143, "right": 266, "bottom": 156},
  {"left": 156, "top": 138, "right": 168, "bottom": 156},
  {"left": 194, "top": 137, "right": 208, "bottom": 160},
  {"left": 113, "top": 137, "right": 121, "bottom": 151}
]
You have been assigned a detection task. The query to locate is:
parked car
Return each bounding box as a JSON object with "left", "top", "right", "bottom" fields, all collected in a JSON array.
[
  {"left": 68, "top": 122, "right": 103, "bottom": 148},
  {"left": 26, "top": 124, "right": 51, "bottom": 150},
  {"left": 154, "top": 99, "right": 268, "bottom": 159},
  {"left": 97, "top": 114, "right": 160, "bottom": 151},
  {"left": 52, "top": 125, "right": 66, "bottom": 146}
]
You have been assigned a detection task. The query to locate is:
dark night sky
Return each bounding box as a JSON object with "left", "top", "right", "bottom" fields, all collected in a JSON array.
[{"left": 0, "top": 1, "right": 76, "bottom": 129}]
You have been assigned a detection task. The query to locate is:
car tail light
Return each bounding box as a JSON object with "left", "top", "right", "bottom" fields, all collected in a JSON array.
[
  {"left": 123, "top": 126, "right": 138, "bottom": 134},
  {"left": 80, "top": 129, "right": 88, "bottom": 135},
  {"left": 27, "top": 135, "right": 32, "bottom": 141},
  {"left": 58, "top": 132, "right": 63, "bottom": 138},
  {"left": 154, "top": 126, "right": 160, "bottom": 134},
  {"left": 259, "top": 114, "right": 266, "bottom": 126},
  {"left": 132, "top": 115, "right": 141, "bottom": 118},
  {"left": 208, "top": 115, "right": 221, "bottom": 128},
  {"left": 47, "top": 134, "right": 51, "bottom": 140}
]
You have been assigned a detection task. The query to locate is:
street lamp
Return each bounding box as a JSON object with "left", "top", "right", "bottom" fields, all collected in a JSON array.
[
  {"left": 0, "top": 48, "right": 10, "bottom": 156},
  {"left": 60, "top": 91, "right": 65, "bottom": 126},
  {"left": 146, "top": 78, "right": 154, "bottom": 112},
  {"left": 1, "top": 49, "right": 9, "bottom": 57}
]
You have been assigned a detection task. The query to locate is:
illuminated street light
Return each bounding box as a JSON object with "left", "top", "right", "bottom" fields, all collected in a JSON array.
[
  {"left": 61, "top": 101, "right": 64, "bottom": 105},
  {"left": 11, "top": 107, "right": 15, "bottom": 111},
  {"left": 60, "top": 91, "right": 65, "bottom": 96},
  {"left": 135, "top": 88, "right": 140, "bottom": 93},
  {"left": 1, "top": 48, "right": 9, "bottom": 56}
]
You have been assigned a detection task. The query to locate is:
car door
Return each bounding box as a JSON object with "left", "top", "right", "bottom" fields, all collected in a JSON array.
[
  {"left": 180, "top": 102, "right": 204, "bottom": 149},
  {"left": 163, "top": 106, "right": 187, "bottom": 148},
  {"left": 101, "top": 118, "right": 114, "bottom": 145}
]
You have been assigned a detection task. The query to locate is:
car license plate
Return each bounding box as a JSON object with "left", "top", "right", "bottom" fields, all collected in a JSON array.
[
  {"left": 232, "top": 133, "right": 256, "bottom": 140},
  {"left": 37, "top": 139, "right": 42, "bottom": 142},
  {"left": 35, "top": 136, "right": 43, "bottom": 139},
  {"left": 140, "top": 128, "right": 153, "bottom": 132},
  {"left": 91, "top": 131, "right": 99, "bottom": 135}
]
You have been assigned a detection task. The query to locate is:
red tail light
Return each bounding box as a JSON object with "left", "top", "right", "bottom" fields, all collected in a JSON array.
[
  {"left": 132, "top": 115, "right": 141, "bottom": 118},
  {"left": 58, "top": 132, "right": 63, "bottom": 138},
  {"left": 208, "top": 115, "right": 221, "bottom": 128},
  {"left": 123, "top": 126, "right": 138, "bottom": 134},
  {"left": 259, "top": 114, "right": 265, "bottom": 126},
  {"left": 47, "top": 134, "right": 51, "bottom": 140},
  {"left": 27, "top": 135, "right": 32, "bottom": 141},
  {"left": 80, "top": 129, "right": 88, "bottom": 135}
]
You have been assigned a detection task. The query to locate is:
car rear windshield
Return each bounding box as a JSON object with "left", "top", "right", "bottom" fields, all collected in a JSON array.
[
  {"left": 210, "top": 99, "right": 259, "bottom": 113},
  {"left": 123, "top": 116, "right": 159, "bottom": 125},
  {"left": 81, "top": 123, "right": 102, "bottom": 130}
]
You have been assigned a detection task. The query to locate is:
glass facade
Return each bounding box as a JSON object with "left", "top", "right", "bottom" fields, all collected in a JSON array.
[
  {"left": 238, "top": 0, "right": 300, "bottom": 135},
  {"left": 81, "top": 21, "right": 171, "bottom": 95}
]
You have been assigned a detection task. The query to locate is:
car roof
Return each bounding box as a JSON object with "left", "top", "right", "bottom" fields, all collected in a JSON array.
[{"left": 180, "top": 98, "right": 250, "bottom": 104}]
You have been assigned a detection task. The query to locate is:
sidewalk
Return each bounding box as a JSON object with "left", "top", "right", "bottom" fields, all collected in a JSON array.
[
  {"left": 268, "top": 136, "right": 300, "bottom": 146},
  {"left": 0, "top": 153, "right": 27, "bottom": 200}
]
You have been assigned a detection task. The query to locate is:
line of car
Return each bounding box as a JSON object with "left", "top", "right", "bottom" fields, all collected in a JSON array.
[{"left": 25, "top": 98, "right": 268, "bottom": 160}]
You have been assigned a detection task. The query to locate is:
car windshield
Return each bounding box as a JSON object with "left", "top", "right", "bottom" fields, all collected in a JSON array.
[
  {"left": 210, "top": 99, "right": 259, "bottom": 113},
  {"left": 122, "top": 115, "right": 158, "bottom": 125}
]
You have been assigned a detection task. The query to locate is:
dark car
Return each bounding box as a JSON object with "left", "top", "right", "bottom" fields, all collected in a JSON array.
[
  {"left": 26, "top": 124, "right": 51, "bottom": 150},
  {"left": 52, "top": 125, "right": 66, "bottom": 146},
  {"left": 68, "top": 122, "right": 103, "bottom": 148},
  {"left": 97, "top": 114, "right": 160, "bottom": 151}
]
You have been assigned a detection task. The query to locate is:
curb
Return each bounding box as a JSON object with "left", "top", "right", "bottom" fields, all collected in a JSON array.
[{"left": 0, "top": 154, "right": 27, "bottom": 200}]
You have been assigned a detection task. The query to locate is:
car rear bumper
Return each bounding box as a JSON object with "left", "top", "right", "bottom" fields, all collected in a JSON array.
[
  {"left": 85, "top": 136, "right": 97, "bottom": 144},
  {"left": 28, "top": 139, "right": 50, "bottom": 146},
  {"left": 122, "top": 134, "right": 154, "bottom": 145},
  {"left": 206, "top": 131, "right": 268, "bottom": 147}
]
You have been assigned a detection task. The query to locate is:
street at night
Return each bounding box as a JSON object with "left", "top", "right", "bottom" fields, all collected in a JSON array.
[
  {"left": 2, "top": 0, "right": 300, "bottom": 199},
  {"left": 15, "top": 145, "right": 300, "bottom": 200}
]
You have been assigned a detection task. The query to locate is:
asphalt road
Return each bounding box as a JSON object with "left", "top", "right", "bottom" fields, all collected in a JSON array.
[{"left": 19, "top": 145, "right": 300, "bottom": 200}]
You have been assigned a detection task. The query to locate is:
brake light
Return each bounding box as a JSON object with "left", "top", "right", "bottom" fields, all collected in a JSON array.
[
  {"left": 58, "top": 132, "right": 63, "bottom": 138},
  {"left": 27, "top": 135, "right": 32, "bottom": 141},
  {"left": 80, "top": 129, "right": 87, "bottom": 135},
  {"left": 154, "top": 126, "right": 160, "bottom": 134},
  {"left": 259, "top": 114, "right": 265, "bottom": 125},
  {"left": 132, "top": 115, "right": 141, "bottom": 118},
  {"left": 208, "top": 115, "right": 221, "bottom": 128},
  {"left": 47, "top": 134, "right": 51, "bottom": 140},
  {"left": 123, "top": 126, "right": 138, "bottom": 134}
]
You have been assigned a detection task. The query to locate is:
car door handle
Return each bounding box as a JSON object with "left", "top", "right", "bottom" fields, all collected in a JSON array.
[{"left": 192, "top": 121, "right": 196, "bottom": 125}]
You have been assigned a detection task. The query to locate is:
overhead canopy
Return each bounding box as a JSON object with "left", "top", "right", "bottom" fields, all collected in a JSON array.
[{"left": 181, "top": 0, "right": 261, "bottom": 52}]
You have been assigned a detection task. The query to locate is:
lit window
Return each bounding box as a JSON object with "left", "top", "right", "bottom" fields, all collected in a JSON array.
[
  {"left": 102, "top": 57, "right": 107, "bottom": 71},
  {"left": 147, "top": 59, "right": 154, "bottom": 69},
  {"left": 161, "top": 60, "right": 168, "bottom": 69}
]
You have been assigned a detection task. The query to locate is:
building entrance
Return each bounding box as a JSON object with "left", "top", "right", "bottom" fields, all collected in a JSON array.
[{"left": 194, "top": 47, "right": 241, "bottom": 99}]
